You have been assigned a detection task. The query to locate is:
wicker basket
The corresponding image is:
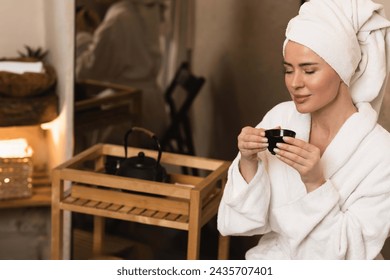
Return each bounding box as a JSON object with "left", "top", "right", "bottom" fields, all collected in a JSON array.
[
  {"left": 0, "top": 57, "right": 56, "bottom": 98},
  {"left": 0, "top": 157, "right": 33, "bottom": 200}
]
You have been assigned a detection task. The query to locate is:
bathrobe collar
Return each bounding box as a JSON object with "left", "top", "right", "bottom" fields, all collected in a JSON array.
[
  {"left": 292, "top": 102, "right": 378, "bottom": 179},
  {"left": 322, "top": 102, "right": 377, "bottom": 178}
]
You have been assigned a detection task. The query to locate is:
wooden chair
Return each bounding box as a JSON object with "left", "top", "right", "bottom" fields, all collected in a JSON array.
[{"left": 160, "top": 62, "right": 205, "bottom": 157}]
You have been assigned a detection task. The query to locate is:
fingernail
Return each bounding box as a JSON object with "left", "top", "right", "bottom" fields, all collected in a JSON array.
[
  {"left": 273, "top": 148, "right": 280, "bottom": 154},
  {"left": 276, "top": 143, "right": 282, "bottom": 148}
]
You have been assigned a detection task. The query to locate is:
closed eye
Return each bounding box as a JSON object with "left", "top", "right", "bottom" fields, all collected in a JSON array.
[
  {"left": 283, "top": 66, "right": 293, "bottom": 74},
  {"left": 283, "top": 61, "right": 293, "bottom": 74}
]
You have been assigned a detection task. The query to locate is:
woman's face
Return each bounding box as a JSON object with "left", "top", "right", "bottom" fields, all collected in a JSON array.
[{"left": 283, "top": 41, "right": 342, "bottom": 114}]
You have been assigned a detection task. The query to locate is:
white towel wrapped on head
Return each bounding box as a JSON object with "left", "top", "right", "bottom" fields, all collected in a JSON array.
[{"left": 284, "top": 0, "right": 390, "bottom": 115}]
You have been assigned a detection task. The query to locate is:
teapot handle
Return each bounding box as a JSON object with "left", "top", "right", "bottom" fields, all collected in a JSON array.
[{"left": 123, "top": 127, "right": 163, "bottom": 165}]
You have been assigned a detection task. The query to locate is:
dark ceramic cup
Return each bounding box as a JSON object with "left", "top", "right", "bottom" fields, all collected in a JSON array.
[{"left": 265, "top": 129, "right": 296, "bottom": 155}]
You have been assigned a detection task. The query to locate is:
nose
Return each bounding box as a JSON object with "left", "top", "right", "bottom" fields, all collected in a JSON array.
[{"left": 289, "top": 71, "right": 304, "bottom": 89}]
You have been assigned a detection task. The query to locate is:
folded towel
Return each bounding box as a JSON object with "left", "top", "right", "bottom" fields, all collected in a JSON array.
[
  {"left": 0, "top": 61, "right": 44, "bottom": 74},
  {"left": 284, "top": 0, "right": 390, "bottom": 115}
]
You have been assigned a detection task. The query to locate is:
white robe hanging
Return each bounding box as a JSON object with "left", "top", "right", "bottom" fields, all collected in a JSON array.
[{"left": 218, "top": 101, "right": 390, "bottom": 259}]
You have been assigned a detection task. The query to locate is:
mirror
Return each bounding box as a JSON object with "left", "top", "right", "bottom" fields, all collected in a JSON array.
[{"left": 73, "top": 0, "right": 182, "bottom": 154}]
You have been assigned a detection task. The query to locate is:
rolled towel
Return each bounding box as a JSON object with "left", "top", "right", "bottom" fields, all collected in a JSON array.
[{"left": 284, "top": 0, "right": 390, "bottom": 115}]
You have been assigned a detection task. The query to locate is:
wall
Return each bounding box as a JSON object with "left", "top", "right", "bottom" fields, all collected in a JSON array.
[
  {"left": 191, "top": 0, "right": 300, "bottom": 161},
  {"left": 0, "top": 1, "right": 45, "bottom": 58}
]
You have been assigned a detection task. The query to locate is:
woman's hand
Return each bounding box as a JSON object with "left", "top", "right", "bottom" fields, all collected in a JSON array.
[
  {"left": 274, "top": 137, "right": 325, "bottom": 192},
  {"left": 237, "top": 126, "right": 268, "bottom": 182}
]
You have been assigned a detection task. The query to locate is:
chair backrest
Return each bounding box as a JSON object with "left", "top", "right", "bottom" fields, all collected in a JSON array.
[{"left": 161, "top": 62, "right": 205, "bottom": 156}]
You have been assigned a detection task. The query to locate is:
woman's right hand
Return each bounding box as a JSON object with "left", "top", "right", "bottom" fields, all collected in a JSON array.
[{"left": 237, "top": 126, "right": 268, "bottom": 182}]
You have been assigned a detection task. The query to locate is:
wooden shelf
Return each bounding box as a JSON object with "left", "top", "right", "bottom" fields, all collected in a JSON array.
[{"left": 0, "top": 170, "right": 51, "bottom": 209}]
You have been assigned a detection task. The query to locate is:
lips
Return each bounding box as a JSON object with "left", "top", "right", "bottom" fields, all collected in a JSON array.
[{"left": 293, "top": 94, "right": 311, "bottom": 104}]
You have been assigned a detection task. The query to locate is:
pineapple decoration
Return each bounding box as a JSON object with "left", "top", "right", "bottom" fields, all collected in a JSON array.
[
  {"left": 17, "top": 45, "right": 49, "bottom": 62},
  {"left": 0, "top": 45, "right": 57, "bottom": 98}
]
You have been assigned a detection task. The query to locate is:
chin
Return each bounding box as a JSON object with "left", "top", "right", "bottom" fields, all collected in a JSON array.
[{"left": 294, "top": 103, "right": 313, "bottom": 114}]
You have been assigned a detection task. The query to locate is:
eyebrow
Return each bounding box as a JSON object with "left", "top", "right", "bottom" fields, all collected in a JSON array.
[{"left": 283, "top": 61, "right": 319, "bottom": 67}]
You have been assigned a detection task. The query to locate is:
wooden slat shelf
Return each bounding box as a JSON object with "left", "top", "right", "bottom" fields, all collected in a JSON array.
[
  {"left": 58, "top": 177, "right": 223, "bottom": 230},
  {"left": 51, "top": 144, "right": 231, "bottom": 260},
  {"left": 60, "top": 197, "right": 190, "bottom": 230},
  {"left": 0, "top": 170, "right": 51, "bottom": 209}
]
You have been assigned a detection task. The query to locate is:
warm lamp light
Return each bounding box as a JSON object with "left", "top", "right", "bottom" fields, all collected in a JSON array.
[{"left": 0, "top": 138, "right": 33, "bottom": 158}]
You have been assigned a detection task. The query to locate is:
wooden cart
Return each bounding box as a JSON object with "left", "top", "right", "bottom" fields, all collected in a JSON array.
[{"left": 51, "top": 144, "right": 230, "bottom": 260}]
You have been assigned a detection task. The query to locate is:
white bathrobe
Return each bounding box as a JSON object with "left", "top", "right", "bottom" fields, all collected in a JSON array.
[{"left": 217, "top": 101, "right": 390, "bottom": 259}]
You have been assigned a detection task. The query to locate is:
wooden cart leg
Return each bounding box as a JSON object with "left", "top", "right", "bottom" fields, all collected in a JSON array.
[
  {"left": 218, "top": 235, "right": 230, "bottom": 260},
  {"left": 51, "top": 170, "right": 64, "bottom": 259},
  {"left": 51, "top": 206, "right": 63, "bottom": 259},
  {"left": 93, "top": 216, "right": 105, "bottom": 257},
  {"left": 187, "top": 190, "right": 201, "bottom": 260},
  {"left": 217, "top": 175, "right": 230, "bottom": 259},
  {"left": 187, "top": 225, "right": 201, "bottom": 260}
]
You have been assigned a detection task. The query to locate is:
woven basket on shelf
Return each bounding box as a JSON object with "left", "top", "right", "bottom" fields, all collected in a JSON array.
[{"left": 0, "top": 57, "right": 56, "bottom": 98}]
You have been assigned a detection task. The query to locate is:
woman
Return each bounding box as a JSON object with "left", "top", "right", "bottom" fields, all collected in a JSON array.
[{"left": 217, "top": 0, "right": 390, "bottom": 259}]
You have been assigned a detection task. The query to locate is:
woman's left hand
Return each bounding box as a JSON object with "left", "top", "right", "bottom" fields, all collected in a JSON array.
[{"left": 274, "top": 137, "right": 326, "bottom": 192}]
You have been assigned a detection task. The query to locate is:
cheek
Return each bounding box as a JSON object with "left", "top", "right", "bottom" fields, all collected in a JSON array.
[{"left": 308, "top": 74, "right": 340, "bottom": 96}]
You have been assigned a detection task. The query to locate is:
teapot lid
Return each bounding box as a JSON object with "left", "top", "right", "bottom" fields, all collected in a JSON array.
[{"left": 127, "top": 152, "right": 157, "bottom": 169}]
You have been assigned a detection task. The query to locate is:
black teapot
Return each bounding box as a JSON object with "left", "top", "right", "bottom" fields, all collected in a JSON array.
[{"left": 116, "top": 127, "right": 168, "bottom": 182}]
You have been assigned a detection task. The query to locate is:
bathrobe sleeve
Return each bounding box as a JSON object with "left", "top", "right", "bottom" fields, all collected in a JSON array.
[
  {"left": 271, "top": 129, "right": 390, "bottom": 259},
  {"left": 217, "top": 153, "right": 272, "bottom": 236},
  {"left": 217, "top": 103, "right": 292, "bottom": 237}
]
